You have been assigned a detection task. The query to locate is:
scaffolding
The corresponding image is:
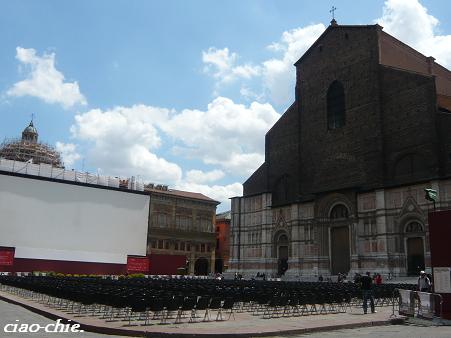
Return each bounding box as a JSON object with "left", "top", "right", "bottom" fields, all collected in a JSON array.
[
  {"left": 0, "top": 138, "right": 63, "bottom": 168},
  {"left": 0, "top": 157, "right": 145, "bottom": 191}
]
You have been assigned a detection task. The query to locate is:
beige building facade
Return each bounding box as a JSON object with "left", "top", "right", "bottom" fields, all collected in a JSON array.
[{"left": 146, "top": 185, "right": 219, "bottom": 275}]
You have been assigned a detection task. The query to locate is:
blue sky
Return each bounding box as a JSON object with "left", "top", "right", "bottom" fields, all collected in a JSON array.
[{"left": 1, "top": 0, "right": 450, "bottom": 211}]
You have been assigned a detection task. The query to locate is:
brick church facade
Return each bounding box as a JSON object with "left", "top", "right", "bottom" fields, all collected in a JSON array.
[{"left": 229, "top": 22, "right": 451, "bottom": 278}]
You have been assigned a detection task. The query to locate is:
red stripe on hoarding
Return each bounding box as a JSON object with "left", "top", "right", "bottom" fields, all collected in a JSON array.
[{"left": 0, "top": 257, "right": 126, "bottom": 275}]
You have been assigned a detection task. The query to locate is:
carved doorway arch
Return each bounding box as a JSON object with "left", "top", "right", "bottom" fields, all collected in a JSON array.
[
  {"left": 194, "top": 257, "right": 209, "bottom": 276},
  {"left": 405, "top": 221, "right": 425, "bottom": 276},
  {"left": 275, "top": 232, "right": 289, "bottom": 276},
  {"left": 329, "top": 204, "right": 351, "bottom": 275}
]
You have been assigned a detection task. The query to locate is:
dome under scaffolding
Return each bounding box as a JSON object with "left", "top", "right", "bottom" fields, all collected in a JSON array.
[{"left": 0, "top": 120, "right": 64, "bottom": 168}]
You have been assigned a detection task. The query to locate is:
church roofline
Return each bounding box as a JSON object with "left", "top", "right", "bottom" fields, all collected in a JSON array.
[
  {"left": 379, "top": 64, "right": 436, "bottom": 78},
  {"left": 294, "top": 24, "right": 382, "bottom": 67},
  {"left": 379, "top": 30, "right": 451, "bottom": 77}
]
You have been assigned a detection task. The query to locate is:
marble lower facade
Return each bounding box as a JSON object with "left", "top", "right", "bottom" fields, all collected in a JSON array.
[{"left": 229, "top": 179, "right": 451, "bottom": 279}]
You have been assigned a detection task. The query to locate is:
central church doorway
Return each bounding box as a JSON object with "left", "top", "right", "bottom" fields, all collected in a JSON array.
[
  {"left": 331, "top": 226, "right": 350, "bottom": 275},
  {"left": 329, "top": 204, "right": 351, "bottom": 275},
  {"left": 276, "top": 233, "right": 289, "bottom": 276}
]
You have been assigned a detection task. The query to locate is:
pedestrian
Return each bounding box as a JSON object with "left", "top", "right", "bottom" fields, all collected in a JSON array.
[
  {"left": 360, "top": 271, "right": 376, "bottom": 314},
  {"left": 375, "top": 273, "right": 382, "bottom": 285},
  {"left": 417, "top": 271, "right": 431, "bottom": 292},
  {"left": 318, "top": 275, "right": 323, "bottom": 282}
]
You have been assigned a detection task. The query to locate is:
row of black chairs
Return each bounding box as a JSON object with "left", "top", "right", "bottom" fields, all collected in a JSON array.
[{"left": 0, "top": 275, "right": 415, "bottom": 323}]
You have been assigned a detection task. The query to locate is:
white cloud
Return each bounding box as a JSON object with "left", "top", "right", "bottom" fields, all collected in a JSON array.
[
  {"left": 70, "top": 104, "right": 182, "bottom": 183},
  {"left": 202, "top": 24, "right": 325, "bottom": 106},
  {"left": 7, "top": 47, "right": 87, "bottom": 108},
  {"left": 262, "top": 24, "right": 325, "bottom": 105},
  {"left": 69, "top": 97, "right": 278, "bottom": 189},
  {"left": 175, "top": 181, "right": 243, "bottom": 210},
  {"left": 202, "top": 47, "right": 261, "bottom": 84},
  {"left": 240, "top": 86, "right": 263, "bottom": 101},
  {"left": 186, "top": 169, "right": 224, "bottom": 184},
  {"left": 376, "top": 0, "right": 451, "bottom": 67},
  {"left": 55, "top": 142, "right": 81, "bottom": 168},
  {"left": 161, "top": 96, "right": 280, "bottom": 175}
]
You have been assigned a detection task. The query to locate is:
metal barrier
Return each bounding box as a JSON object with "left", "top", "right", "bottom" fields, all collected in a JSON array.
[{"left": 392, "top": 288, "right": 443, "bottom": 323}]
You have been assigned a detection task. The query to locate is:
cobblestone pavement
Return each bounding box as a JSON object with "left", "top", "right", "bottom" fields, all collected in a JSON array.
[
  {"left": 1, "top": 298, "right": 450, "bottom": 338},
  {"left": 273, "top": 323, "right": 451, "bottom": 338}
]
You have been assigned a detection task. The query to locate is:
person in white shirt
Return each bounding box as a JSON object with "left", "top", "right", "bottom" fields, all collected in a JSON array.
[{"left": 417, "top": 271, "right": 431, "bottom": 292}]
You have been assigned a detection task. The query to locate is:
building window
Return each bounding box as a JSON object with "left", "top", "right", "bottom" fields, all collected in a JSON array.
[
  {"left": 176, "top": 215, "right": 192, "bottom": 231},
  {"left": 180, "top": 242, "right": 185, "bottom": 251},
  {"left": 164, "top": 241, "right": 169, "bottom": 250},
  {"left": 158, "top": 240, "right": 163, "bottom": 249},
  {"left": 327, "top": 81, "right": 346, "bottom": 129},
  {"left": 174, "top": 242, "right": 179, "bottom": 250},
  {"left": 153, "top": 213, "right": 169, "bottom": 228},
  {"left": 187, "top": 243, "right": 191, "bottom": 252},
  {"left": 197, "top": 217, "right": 212, "bottom": 232}
]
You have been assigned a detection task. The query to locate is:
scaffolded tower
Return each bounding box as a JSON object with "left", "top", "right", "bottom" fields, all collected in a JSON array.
[{"left": 0, "top": 120, "right": 63, "bottom": 168}]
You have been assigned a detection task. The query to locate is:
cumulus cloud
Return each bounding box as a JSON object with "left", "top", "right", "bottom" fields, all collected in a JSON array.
[
  {"left": 55, "top": 142, "right": 81, "bottom": 167},
  {"left": 69, "top": 97, "right": 278, "bottom": 192},
  {"left": 262, "top": 24, "right": 325, "bottom": 104},
  {"left": 182, "top": 168, "right": 241, "bottom": 209},
  {"left": 376, "top": 0, "right": 451, "bottom": 67},
  {"left": 175, "top": 181, "right": 243, "bottom": 210},
  {"left": 70, "top": 105, "right": 182, "bottom": 183},
  {"left": 202, "top": 24, "right": 325, "bottom": 106},
  {"left": 202, "top": 47, "right": 261, "bottom": 84},
  {"left": 7, "top": 47, "right": 87, "bottom": 108},
  {"left": 185, "top": 169, "right": 224, "bottom": 184},
  {"left": 161, "top": 96, "right": 280, "bottom": 175}
]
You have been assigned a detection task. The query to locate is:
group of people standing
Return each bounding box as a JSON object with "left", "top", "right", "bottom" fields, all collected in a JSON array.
[{"left": 356, "top": 270, "right": 433, "bottom": 314}]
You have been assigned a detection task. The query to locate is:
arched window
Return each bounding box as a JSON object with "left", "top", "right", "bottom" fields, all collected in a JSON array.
[
  {"left": 330, "top": 204, "right": 349, "bottom": 219},
  {"left": 405, "top": 222, "right": 424, "bottom": 233},
  {"left": 277, "top": 233, "right": 288, "bottom": 245},
  {"left": 327, "top": 81, "right": 346, "bottom": 129}
]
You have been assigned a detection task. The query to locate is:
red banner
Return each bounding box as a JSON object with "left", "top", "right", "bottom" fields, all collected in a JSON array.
[
  {"left": 0, "top": 249, "right": 15, "bottom": 266},
  {"left": 127, "top": 256, "right": 150, "bottom": 273}
]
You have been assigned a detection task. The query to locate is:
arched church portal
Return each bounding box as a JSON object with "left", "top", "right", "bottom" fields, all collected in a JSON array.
[
  {"left": 405, "top": 221, "right": 425, "bottom": 276},
  {"left": 275, "top": 232, "right": 289, "bottom": 276},
  {"left": 329, "top": 204, "right": 351, "bottom": 275},
  {"left": 194, "top": 257, "right": 209, "bottom": 276}
]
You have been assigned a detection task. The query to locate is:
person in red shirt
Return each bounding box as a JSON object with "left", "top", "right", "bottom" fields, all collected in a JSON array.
[{"left": 375, "top": 273, "right": 382, "bottom": 285}]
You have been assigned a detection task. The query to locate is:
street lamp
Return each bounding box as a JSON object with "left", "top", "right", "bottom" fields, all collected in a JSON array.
[{"left": 424, "top": 188, "right": 437, "bottom": 210}]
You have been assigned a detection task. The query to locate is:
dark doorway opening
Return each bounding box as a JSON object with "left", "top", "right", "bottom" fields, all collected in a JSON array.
[
  {"left": 276, "top": 233, "right": 289, "bottom": 276},
  {"left": 215, "top": 258, "right": 223, "bottom": 273},
  {"left": 194, "top": 257, "right": 209, "bottom": 275},
  {"left": 407, "top": 237, "right": 425, "bottom": 276},
  {"left": 331, "top": 226, "right": 350, "bottom": 275}
]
